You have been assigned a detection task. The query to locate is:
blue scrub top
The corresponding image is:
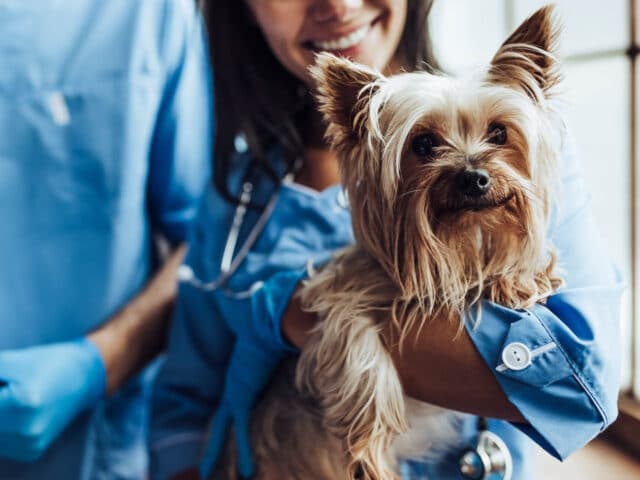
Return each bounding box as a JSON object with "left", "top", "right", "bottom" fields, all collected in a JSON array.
[
  {"left": 149, "top": 126, "right": 623, "bottom": 480},
  {"left": 0, "top": 0, "right": 211, "bottom": 478}
]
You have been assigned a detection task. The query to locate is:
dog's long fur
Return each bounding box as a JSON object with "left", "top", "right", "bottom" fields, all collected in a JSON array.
[{"left": 215, "top": 6, "right": 564, "bottom": 479}]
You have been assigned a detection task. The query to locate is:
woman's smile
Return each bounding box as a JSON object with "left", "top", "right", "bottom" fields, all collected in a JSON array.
[
  {"left": 304, "top": 14, "right": 382, "bottom": 56},
  {"left": 309, "top": 22, "right": 371, "bottom": 52},
  {"left": 246, "top": 0, "right": 406, "bottom": 84}
]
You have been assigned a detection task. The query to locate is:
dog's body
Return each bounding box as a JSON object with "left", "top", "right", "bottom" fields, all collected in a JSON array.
[
  {"left": 216, "top": 6, "right": 565, "bottom": 479},
  {"left": 216, "top": 249, "right": 459, "bottom": 480}
]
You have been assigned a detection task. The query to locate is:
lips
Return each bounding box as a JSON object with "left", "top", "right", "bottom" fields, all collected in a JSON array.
[
  {"left": 304, "top": 16, "right": 381, "bottom": 53},
  {"left": 311, "top": 24, "right": 370, "bottom": 51}
]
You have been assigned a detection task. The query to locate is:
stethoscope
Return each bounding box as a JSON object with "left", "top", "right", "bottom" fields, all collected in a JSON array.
[
  {"left": 458, "top": 418, "right": 513, "bottom": 480},
  {"left": 177, "top": 160, "right": 513, "bottom": 480},
  {"left": 177, "top": 158, "right": 301, "bottom": 295},
  {"left": 177, "top": 179, "right": 278, "bottom": 294}
]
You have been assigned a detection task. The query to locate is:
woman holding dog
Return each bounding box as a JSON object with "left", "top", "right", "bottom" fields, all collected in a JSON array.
[{"left": 149, "top": 1, "right": 623, "bottom": 479}]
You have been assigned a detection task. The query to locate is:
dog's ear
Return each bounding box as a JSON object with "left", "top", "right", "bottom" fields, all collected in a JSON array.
[
  {"left": 487, "top": 5, "right": 561, "bottom": 101},
  {"left": 309, "top": 53, "right": 384, "bottom": 145}
]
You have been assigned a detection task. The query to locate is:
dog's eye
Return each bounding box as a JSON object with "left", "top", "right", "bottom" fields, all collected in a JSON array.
[
  {"left": 411, "top": 133, "right": 437, "bottom": 158},
  {"left": 487, "top": 123, "right": 507, "bottom": 145}
]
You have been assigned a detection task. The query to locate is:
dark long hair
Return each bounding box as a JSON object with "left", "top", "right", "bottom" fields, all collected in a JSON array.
[{"left": 201, "top": 0, "right": 440, "bottom": 205}]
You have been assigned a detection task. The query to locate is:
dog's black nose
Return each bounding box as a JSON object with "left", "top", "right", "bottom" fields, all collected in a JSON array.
[{"left": 458, "top": 168, "right": 491, "bottom": 197}]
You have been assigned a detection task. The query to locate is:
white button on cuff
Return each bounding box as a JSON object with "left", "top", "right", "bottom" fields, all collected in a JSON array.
[
  {"left": 501, "top": 342, "right": 532, "bottom": 371},
  {"left": 496, "top": 341, "right": 558, "bottom": 373}
]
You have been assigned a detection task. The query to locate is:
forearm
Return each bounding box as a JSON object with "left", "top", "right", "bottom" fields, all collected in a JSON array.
[
  {"left": 281, "top": 294, "right": 525, "bottom": 422},
  {"left": 89, "top": 245, "right": 187, "bottom": 394},
  {"left": 383, "top": 315, "right": 524, "bottom": 421}
]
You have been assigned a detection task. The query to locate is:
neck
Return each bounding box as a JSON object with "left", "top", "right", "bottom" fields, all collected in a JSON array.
[
  {"left": 295, "top": 146, "right": 341, "bottom": 191},
  {"left": 293, "top": 96, "right": 341, "bottom": 191}
]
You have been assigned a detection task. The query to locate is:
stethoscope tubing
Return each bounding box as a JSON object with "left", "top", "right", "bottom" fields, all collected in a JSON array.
[{"left": 178, "top": 170, "right": 293, "bottom": 292}]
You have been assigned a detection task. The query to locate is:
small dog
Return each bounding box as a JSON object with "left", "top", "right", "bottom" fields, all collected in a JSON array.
[{"left": 217, "top": 5, "right": 564, "bottom": 479}]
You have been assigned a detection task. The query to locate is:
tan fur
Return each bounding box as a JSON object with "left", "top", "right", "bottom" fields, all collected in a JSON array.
[{"left": 215, "top": 6, "right": 564, "bottom": 479}]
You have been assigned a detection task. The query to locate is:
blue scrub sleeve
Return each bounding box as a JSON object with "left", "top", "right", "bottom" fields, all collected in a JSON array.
[
  {"left": 148, "top": 5, "right": 212, "bottom": 245},
  {"left": 465, "top": 141, "right": 624, "bottom": 460}
]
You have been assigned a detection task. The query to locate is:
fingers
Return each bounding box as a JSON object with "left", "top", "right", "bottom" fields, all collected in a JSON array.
[
  {"left": 234, "top": 410, "right": 255, "bottom": 479},
  {"left": 198, "top": 403, "right": 256, "bottom": 480},
  {"left": 199, "top": 406, "right": 231, "bottom": 479}
]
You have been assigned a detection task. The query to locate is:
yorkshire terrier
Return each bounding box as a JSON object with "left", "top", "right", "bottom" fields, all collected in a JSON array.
[{"left": 217, "top": 5, "right": 564, "bottom": 479}]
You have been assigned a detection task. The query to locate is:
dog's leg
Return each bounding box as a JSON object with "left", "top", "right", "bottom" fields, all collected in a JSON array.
[
  {"left": 488, "top": 245, "right": 564, "bottom": 308},
  {"left": 296, "top": 314, "right": 407, "bottom": 480}
]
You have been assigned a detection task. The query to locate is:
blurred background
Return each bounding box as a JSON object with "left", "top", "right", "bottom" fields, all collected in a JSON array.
[{"left": 428, "top": 0, "right": 639, "bottom": 476}]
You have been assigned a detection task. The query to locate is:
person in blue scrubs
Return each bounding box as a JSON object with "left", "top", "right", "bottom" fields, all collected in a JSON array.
[
  {"left": 0, "top": 0, "right": 210, "bottom": 478},
  {"left": 149, "top": 1, "right": 623, "bottom": 479}
]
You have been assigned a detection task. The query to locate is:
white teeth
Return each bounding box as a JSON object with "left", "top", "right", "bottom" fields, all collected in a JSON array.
[{"left": 312, "top": 24, "right": 370, "bottom": 51}]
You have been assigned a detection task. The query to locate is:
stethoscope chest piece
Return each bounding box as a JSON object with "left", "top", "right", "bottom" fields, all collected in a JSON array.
[{"left": 459, "top": 430, "right": 512, "bottom": 480}]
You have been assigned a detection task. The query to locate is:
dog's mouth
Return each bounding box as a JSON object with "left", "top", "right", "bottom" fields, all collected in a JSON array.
[
  {"left": 458, "top": 192, "right": 515, "bottom": 212},
  {"left": 437, "top": 192, "right": 515, "bottom": 216}
]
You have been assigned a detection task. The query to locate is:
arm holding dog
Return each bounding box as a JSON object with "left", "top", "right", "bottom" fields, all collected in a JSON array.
[{"left": 283, "top": 293, "right": 525, "bottom": 422}]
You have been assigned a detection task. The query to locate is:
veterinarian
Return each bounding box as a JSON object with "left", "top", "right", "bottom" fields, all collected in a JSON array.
[
  {"left": 0, "top": 1, "right": 210, "bottom": 478},
  {"left": 149, "top": 1, "right": 623, "bottom": 479}
]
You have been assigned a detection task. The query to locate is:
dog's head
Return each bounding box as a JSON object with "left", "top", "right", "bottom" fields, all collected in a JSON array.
[{"left": 311, "top": 6, "right": 564, "bottom": 313}]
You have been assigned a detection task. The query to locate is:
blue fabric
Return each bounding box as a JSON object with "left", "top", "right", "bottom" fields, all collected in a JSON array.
[
  {"left": 0, "top": 338, "right": 106, "bottom": 462},
  {"left": 149, "top": 136, "right": 623, "bottom": 480},
  {"left": 0, "top": 0, "right": 211, "bottom": 478},
  {"left": 199, "top": 269, "right": 306, "bottom": 478}
]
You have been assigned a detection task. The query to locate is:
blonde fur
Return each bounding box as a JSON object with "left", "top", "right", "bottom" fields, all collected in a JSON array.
[{"left": 216, "top": 6, "right": 564, "bottom": 479}]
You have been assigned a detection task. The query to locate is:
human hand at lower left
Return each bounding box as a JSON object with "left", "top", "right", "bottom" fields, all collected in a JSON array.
[{"left": 0, "top": 338, "right": 106, "bottom": 461}]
